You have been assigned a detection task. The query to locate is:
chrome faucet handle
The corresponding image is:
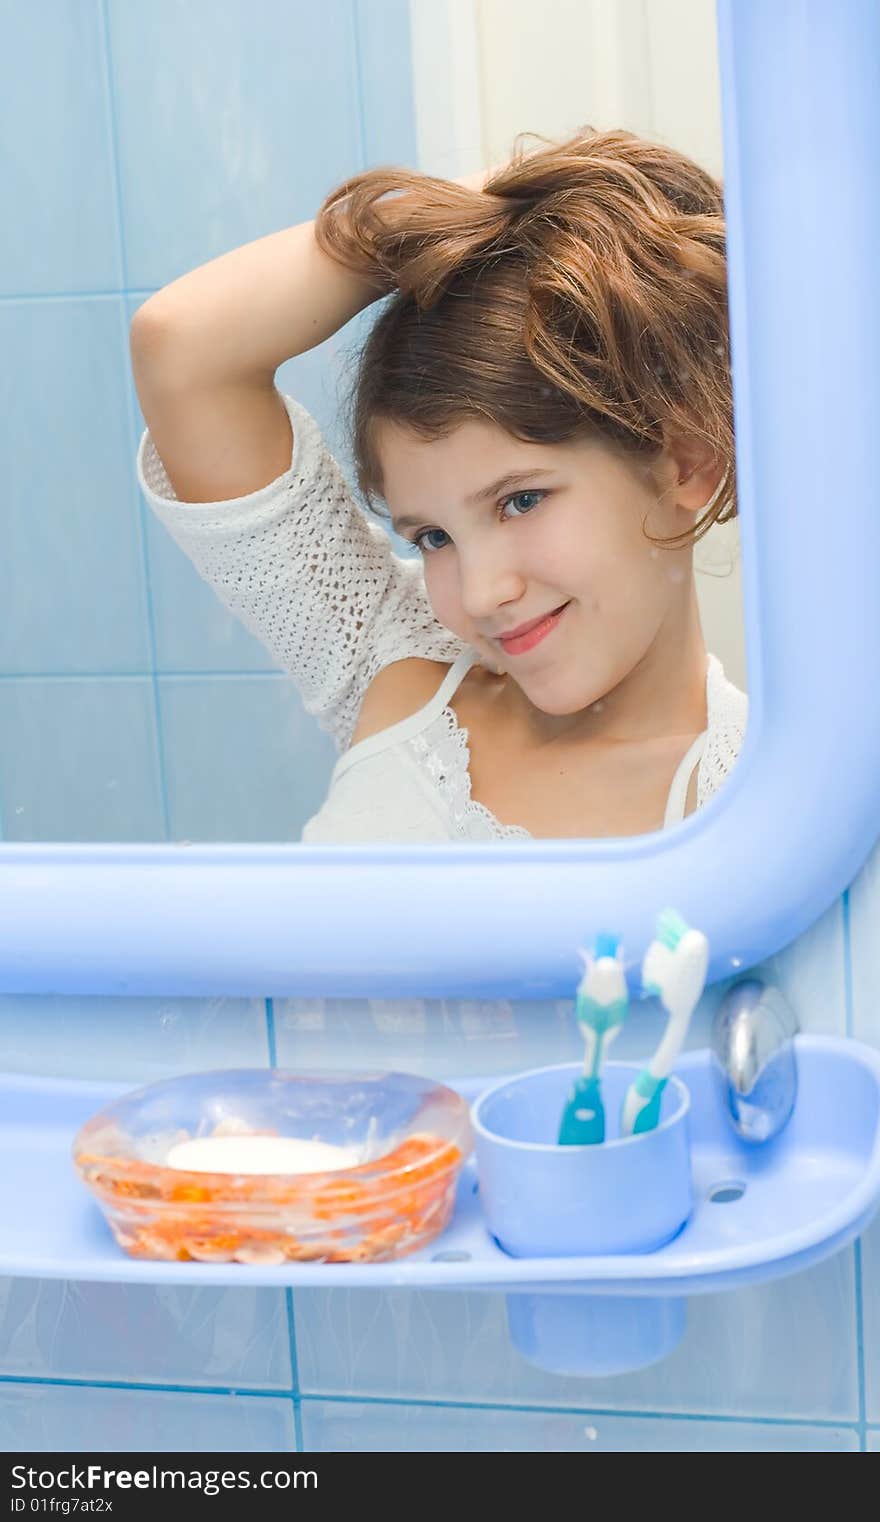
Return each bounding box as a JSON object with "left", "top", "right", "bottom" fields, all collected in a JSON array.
[{"left": 711, "top": 978, "right": 799, "bottom": 1143}]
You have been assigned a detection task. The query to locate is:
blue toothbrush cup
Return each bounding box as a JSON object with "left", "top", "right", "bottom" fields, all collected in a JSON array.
[{"left": 471, "top": 1061, "right": 693, "bottom": 1375}]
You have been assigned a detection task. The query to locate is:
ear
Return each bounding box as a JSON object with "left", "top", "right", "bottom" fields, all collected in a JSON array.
[{"left": 661, "top": 435, "right": 727, "bottom": 514}]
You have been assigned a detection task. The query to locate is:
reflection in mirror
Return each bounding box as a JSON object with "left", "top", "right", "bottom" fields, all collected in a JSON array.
[{"left": 4, "top": 1, "right": 746, "bottom": 847}]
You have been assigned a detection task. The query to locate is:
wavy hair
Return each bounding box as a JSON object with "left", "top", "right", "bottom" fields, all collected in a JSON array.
[{"left": 313, "top": 125, "right": 735, "bottom": 550}]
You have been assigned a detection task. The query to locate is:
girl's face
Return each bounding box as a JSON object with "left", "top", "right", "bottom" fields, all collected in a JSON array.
[{"left": 375, "top": 416, "right": 706, "bottom": 718}]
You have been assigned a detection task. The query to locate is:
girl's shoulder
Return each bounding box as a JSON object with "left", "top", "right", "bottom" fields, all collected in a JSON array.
[
  {"left": 348, "top": 657, "right": 455, "bottom": 748},
  {"left": 348, "top": 654, "right": 493, "bottom": 749}
]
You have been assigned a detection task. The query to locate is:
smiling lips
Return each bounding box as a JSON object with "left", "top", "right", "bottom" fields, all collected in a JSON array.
[{"left": 495, "top": 602, "right": 571, "bottom": 655}]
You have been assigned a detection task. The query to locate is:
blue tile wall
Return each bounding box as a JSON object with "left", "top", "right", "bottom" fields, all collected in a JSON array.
[
  {"left": 158, "top": 675, "right": 337, "bottom": 842},
  {"left": 0, "top": 1384, "right": 296, "bottom": 1452},
  {"left": 0, "top": 679, "right": 165, "bottom": 841},
  {"left": 1, "top": 0, "right": 878, "bottom": 1454},
  {"left": 0, "top": 1280, "right": 292, "bottom": 1392},
  {"left": 0, "top": 993, "right": 270, "bottom": 1083},
  {"left": 292, "top": 1255, "right": 858, "bottom": 1421},
  {"left": 299, "top": 1400, "right": 860, "bottom": 1453},
  {"left": 0, "top": 298, "right": 151, "bottom": 677},
  {"left": 1, "top": 0, "right": 392, "bottom": 847}
]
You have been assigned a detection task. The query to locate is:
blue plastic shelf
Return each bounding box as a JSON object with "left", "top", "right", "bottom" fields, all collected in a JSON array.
[
  {"left": 6, "top": 1035, "right": 879, "bottom": 1375},
  {"left": 3, "top": 1037, "right": 880, "bottom": 1295}
]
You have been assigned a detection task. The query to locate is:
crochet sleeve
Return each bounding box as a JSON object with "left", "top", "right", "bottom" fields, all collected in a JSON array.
[
  {"left": 697, "top": 657, "right": 749, "bottom": 808},
  {"left": 136, "top": 390, "right": 466, "bottom": 750}
]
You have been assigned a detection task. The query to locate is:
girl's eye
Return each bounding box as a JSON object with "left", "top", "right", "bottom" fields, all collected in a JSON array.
[
  {"left": 500, "top": 489, "right": 546, "bottom": 518},
  {"left": 409, "top": 489, "right": 547, "bottom": 555},
  {"left": 412, "top": 527, "right": 451, "bottom": 554}
]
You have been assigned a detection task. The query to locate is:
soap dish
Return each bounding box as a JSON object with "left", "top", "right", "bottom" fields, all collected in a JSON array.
[{"left": 72, "top": 1068, "right": 472, "bottom": 1265}]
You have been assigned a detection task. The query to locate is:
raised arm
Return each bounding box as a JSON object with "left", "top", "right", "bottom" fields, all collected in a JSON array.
[
  {"left": 129, "top": 220, "right": 385, "bottom": 502},
  {"left": 131, "top": 163, "right": 503, "bottom": 746},
  {"left": 129, "top": 163, "right": 501, "bottom": 503}
]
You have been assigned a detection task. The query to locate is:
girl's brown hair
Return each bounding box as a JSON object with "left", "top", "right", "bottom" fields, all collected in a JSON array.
[{"left": 313, "top": 125, "right": 734, "bottom": 550}]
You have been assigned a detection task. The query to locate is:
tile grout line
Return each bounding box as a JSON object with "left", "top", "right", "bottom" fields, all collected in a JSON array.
[
  {"left": 98, "top": 0, "right": 171, "bottom": 842},
  {"left": 0, "top": 1374, "right": 288, "bottom": 1398},
  {"left": 297, "top": 1391, "right": 862, "bottom": 1434},
  {"left": 0, "top": 291, "right": 160, "bottom": 304},
  {"left": 265, "top": 998, "right": 278, "bottom": 1069},
  {"left": 0, "top": 1372, "right": 863, "bottom": 1436},
  {"left": 842, "top": 887, "right": 868, "bottom": 1449},
  {"left": 0, "top": 672, "right": 287, "bottom": 683},
  {"left": 267, "top": 997, "right": 304, "bottom": 1452}
]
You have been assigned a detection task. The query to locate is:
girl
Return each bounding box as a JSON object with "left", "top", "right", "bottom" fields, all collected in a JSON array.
[{"left": 132, "top": 126, "right": 747, "bottom": 843}]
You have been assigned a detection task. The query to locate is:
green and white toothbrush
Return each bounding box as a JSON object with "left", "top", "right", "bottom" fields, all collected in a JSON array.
[
  {"left": 558, "top": 932, "right": 629, "bottom": 1146},
  {"left": 620, "top": 908, "right": 709, "bottom": 1137}
]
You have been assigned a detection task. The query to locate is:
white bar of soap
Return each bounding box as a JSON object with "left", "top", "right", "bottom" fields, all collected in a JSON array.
[{"left": 165, "top": 1135, "right": 365, "bottom": 1175}]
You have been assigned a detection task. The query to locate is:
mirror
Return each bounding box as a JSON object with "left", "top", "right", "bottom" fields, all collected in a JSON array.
[
  {"left": 1, "top": 0, "right": 879, "bottom": 996},
  {"left": 3, "top": 0, "right": 745, "bottom": 850}
]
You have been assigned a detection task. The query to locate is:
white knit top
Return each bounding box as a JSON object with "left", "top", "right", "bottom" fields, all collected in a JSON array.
[{"left": 137, "top": 390, "right": 748, "bottom": 843}]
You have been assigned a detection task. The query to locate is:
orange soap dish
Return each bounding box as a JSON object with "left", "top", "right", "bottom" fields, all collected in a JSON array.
[{"left": 73, "top": 1068, "right": 473, "bottom": 1265}]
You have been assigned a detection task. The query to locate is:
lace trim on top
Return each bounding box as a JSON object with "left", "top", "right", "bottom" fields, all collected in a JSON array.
[
  {"left": 402, "top": 650, "right": 747, "bottom": 840},
  {"left": 698, "top": 653, "right": 749, "bottom": 809},
  {"left": 405, "top": 710, "right": 532, "bottom": 841}
]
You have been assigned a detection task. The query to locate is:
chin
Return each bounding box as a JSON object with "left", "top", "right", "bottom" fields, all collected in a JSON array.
[{"left": 515, "top": 676, "right": 593, "bottom": 717}]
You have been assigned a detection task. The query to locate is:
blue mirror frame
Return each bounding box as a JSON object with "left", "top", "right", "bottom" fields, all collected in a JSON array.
[{"left": 1, "top": 0, "right": 878, "bottom": 1000}]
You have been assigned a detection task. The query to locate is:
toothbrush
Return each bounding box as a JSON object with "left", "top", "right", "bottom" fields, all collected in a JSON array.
[
  {"left": 558, "top": 932, "right": 629, "bottom": 1145},
  {"left": 620, "top": 908, "right": 709, "bottom": 1137}
]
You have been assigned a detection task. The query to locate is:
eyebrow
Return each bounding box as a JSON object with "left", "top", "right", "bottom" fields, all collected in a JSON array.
[{"left": 390, "top": 467, "right": 557, "bottom": 535}]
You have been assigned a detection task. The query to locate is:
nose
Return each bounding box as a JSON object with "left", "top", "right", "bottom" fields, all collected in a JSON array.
[{"left": 456, "top": 537, "right": 526, "bottom": 623}]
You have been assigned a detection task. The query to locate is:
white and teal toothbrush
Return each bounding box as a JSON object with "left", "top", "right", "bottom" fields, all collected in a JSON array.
[
  {"left": 558, "top": 932, "right": 629, "bottom": 1146},
  {"left": 620, "top": 908, "right": 709, "bottom": 1138}
]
